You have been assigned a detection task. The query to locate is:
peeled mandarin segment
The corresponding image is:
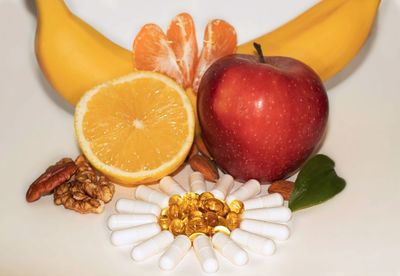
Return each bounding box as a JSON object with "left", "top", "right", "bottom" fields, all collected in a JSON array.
[
  {"left": 167, "top": 13, "right": 198, "bottom": 88},
  {"left": 75, "top": 72, "right": 195, "bottom": 185},
  {"left": 192, "top": 19, "right": 237, "bottom": 93},
  {"left": 132, "top": 24, "right": 184, "bottom": 86}
]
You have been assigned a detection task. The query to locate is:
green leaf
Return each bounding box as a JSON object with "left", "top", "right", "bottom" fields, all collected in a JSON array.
[{"left": 289, "top": 154, "right": 346, "bottom": 212}]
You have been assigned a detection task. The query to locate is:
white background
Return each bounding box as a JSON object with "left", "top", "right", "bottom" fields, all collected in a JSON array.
[{"left": 0, "top": 0, "right": 399, "bottom": 275}]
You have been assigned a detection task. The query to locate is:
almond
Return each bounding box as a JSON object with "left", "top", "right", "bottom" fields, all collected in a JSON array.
[
  {"left": 195, "top": 135, "right": 213, "bottom": 160},
  {"left": 189, "top": 154, "right": 219, "bottom": 182},
  {"left": 268, "top": 180, "right": 294, "bottom": 200}
]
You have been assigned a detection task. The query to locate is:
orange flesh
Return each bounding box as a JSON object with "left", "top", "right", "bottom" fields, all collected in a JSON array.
[{"left": 82, "top": 78, "right": 189, "bottom": 172}]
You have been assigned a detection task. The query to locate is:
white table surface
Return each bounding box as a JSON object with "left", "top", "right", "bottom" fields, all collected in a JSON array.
[{"left": 0, "top": 0, "right": 399, "bottom": 275}]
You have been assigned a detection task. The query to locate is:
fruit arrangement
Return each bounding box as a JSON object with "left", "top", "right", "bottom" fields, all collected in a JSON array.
[{"left": 27, "top": 0, "right": 379, "bottom": 272}]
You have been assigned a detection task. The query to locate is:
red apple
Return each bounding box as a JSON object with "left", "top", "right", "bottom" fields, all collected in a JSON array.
[{"left": 197, "top": 47, "right": 328, "bottom": 183}]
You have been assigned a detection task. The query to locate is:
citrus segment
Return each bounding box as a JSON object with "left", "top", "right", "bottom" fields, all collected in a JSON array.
[
  {"left": 167, "top": 13, "right": 198, "bottom": 89},
  {"left": 75, "top": 72, "right": 195, "bottom": 186},
  {"left": 193, "top": 20, "right": 237, "bottom": 92},
  {"left": 133, "top": 24, "right": 184, "bottom": 86}
]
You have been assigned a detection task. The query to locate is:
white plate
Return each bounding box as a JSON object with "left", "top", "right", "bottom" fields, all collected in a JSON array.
[{"left": 0, "top": 1, "right": 399, "bottom": 275}]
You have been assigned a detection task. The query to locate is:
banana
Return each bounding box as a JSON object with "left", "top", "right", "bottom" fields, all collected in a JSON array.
[
  {"left": 35, "top": 0, "right": 380, "bottom": 106},
  {"left": 236, "top": 0, "right": 380, "bottom": 81},
  {"left": 35, "top": 0, "right": 134, "bottom": 105}
]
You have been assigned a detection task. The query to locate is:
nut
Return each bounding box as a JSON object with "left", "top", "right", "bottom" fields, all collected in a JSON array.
[
  {"left": 26, "top": 158, "right": 77, "bottom": 202},
  {"left": 268, "top": 180, "right": 294, "bottom": 200},
  {"left": 195, "top": 135, "right": 213, "bottom": 160},
  {"left": 54, "top": 181, "right": 104, "bottom": 214},
  {"left": 189, "top": 154, "right": 219, "bottom": 182},
  {"left": 53, "top": 155, "right": 115, "bottom": 214}
]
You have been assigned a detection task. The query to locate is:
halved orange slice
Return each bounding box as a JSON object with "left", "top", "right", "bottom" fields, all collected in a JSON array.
[{"left": 74, "top": 71, "right": 195, "bottom": 186}]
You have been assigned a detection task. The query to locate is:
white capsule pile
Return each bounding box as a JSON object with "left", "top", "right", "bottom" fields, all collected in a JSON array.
[{"left": 107, "top": 173, "right": 293, "bottom": 273}]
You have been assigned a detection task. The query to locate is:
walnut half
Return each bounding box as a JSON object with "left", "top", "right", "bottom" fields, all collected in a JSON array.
[{"left": 53, "top": 155, "right": 115, "bottom": 214}]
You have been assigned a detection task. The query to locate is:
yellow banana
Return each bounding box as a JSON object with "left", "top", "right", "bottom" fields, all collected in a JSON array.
[
  {"left": 236, "top": 0, "right": 380, "bottom": 81},
  {"left": 35, "top": 0, "right": 134, "bottom": 105},
  {"left": 36, "top": 0, "right": 380, "bottom": 106}
]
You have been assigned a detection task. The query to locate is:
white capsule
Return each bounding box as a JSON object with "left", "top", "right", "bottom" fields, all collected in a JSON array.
[
  {"left": 190, "top": 172, "right": 207, "bottom": 194},
  {"left": 159, "top": 176, "right": 187, "bottom": 196},
  {"left": 107, "top": 214, "right": 157, "bottom": 230},
  {"left": 210, "top": 174, "right": 234, "bottom": 200},
  {"left": 230, "top": 228, "right": 276, "bottom": 256},
  {"left": 115, "top": 198, "right": 161, "bottom": 216},
  {"left": 211, "top": 232, "right": 248, "bottom": 266},
  {"left": 193, "top": 234, "right": 219, "bottom": 273},
  {"left": 159, "top": 235, "right": 191, "bottom": 271},
  {"left": 110, "top": 222, "right": 161, "bottom": 246},
  {"left": 242, "top": 206, "right": 292, "bottom": 222},
  {"left": 135, "top": 185, "right": 169, "bottom": 208},
  {"left": 226, "top": 179, "right": 261, "bottom": 204},
  {"left": 131, "top": 230, "right": 174, "bottom": 261},
  {"left": 240, "top": 219, "right": 290, "bottom": 241},
  {"left": 242, "top": 193, "right": 284, "bottom": 210}
]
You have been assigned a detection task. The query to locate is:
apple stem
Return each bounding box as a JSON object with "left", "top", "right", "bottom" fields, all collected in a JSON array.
[{"left": 253, "top": 42, "right": 266, "bottom": 63}]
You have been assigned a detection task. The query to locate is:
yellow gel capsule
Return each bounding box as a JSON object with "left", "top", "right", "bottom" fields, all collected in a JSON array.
[
  {"left": 226, "top": 212, "right": 241, "bottom": 231},
  {"left": 158, "top": 215, "right": 170, "bottom": 230},
  {"left": 169, "top": 219, "right": 185, "bottom": 236},
  {"left": 169, "top": 194, "right": 183, "bottom": 206},
  {"left": 185, "top": 225, "right": 196, "bottom": 236},
  {"left": 204, "top": 212, "right": 219, "bottom": 227},
  {"left": 184, "top": 192, "right": 199, "bottom": 201},
  {"left": 199, "top": 192, "right": 214, "bottom": 201},
  {"left": 189, "top": 232, "right": 206, "bottom": 242},
  {"left": 161, "top": 208, "right": 169, "bottom": 217},
  {"left": 189, "top": 210, "right": 204, "bottom": 219},
  {"left": 229, "top": 200, "right": 244, "bottom": 214},
  {"left": 188, "top": 216, "right": 205, "bottom": 230},
  {"left": 168, "top": 204, "right": 180, "bottom": 220},
  {"left": 218, "top": 216, "right": 227, "bottom": 227},
  {"left": 213, "top": 225, "right": 231, "bottom": 236},
  {"left": 217, "top": 203, "right": 230, "bottom": 217},
  {"left": 204, "top": 198, "right": 224, "bottom": 213}
]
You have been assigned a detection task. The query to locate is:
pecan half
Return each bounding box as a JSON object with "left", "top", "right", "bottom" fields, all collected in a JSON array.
[
  {"left": 26, "top": 158, "right": 77, "bottom": 202},
  {"left": 268, "top": 180, "right": 294, "bottom": 200}
]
